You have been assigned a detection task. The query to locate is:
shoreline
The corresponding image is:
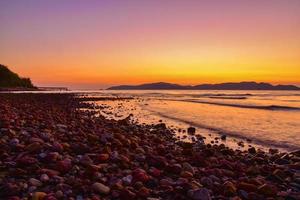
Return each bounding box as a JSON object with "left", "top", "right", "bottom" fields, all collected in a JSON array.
[
  {"left": 0, "top": 87, "right": 38, "bottom": 91},
  {"left": 0, "top": 94, "right": 299, "bottom": 199},
  {"left": 93, "top": 97, "right": 299, "bottom": 152}
]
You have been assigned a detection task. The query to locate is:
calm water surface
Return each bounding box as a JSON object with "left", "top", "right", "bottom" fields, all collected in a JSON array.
[{"left": 91, "top": 90, "right": 300, "bottom": 152}]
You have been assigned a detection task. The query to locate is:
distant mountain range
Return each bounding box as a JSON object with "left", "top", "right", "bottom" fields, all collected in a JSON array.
[
  {"left": 107, "top": 81, "right": 300, "bottom": 90},
  {"left": 0, "top": 64, "right": 36, "bottom": 90}
]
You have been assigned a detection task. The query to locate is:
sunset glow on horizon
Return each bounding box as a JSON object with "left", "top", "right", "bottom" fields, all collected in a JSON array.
[{"left": 1, "top": 0, "right": 300, "bottom": 89}]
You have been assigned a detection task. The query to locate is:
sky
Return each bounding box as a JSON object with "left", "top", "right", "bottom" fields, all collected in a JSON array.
[{"left": 0, "top": 0, "right": 300, "bottom": 89}]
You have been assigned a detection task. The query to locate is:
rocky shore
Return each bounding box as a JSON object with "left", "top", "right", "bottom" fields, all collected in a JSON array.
[{"left": 0, "top": 94, "right": 299, "bottom": 200}]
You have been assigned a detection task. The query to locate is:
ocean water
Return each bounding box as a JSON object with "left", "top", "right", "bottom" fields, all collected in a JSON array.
[
  {"left": 88, "top": 90, "right": 300, "bottom": 152},
  {"left": 7, "top": 90, "right": 300, "bottom": 151}
]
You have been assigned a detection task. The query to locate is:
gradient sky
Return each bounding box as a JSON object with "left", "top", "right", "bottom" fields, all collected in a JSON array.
[{"left": 1, "top": 0, "right": 300, "bottom": 89}]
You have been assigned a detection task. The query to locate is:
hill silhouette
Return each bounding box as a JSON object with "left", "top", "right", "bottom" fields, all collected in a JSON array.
[
  {"left": 107, "top": 81, "right": 300, "bottom": 90},
  {"left": 0, "top": 64, "right": 35, "bottom": 89}
]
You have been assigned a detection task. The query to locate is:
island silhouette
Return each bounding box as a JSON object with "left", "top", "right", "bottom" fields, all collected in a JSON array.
[{"left": 107, "top": 81, "right": 300, "bottom": 90}]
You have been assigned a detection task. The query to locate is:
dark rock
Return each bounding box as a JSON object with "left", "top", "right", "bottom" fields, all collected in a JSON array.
[
  {"left": 248, "top": 147, "right": 256, "bottom": 154},
  {"left": 221, "top": 135, "right": 227, "bottom": 140},
  {"left": 187, "top": 127, "right": 196, "bottom": 135},
  {"left": 189, "top": 188, "right": 211, "bottom": 200}
]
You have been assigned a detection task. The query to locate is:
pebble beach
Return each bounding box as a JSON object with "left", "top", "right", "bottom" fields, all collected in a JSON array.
[{"left": 0, "top": 93, "right": 299, "bottom": 200}]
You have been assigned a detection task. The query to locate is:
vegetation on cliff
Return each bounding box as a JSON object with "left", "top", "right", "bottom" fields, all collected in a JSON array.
[{"left": 0, "top": 64, "right": 35, "bottom": 88}]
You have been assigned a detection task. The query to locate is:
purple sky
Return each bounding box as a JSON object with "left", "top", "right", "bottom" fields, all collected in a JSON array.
[{"left": 1, "top": 0, "right": 300, "bottom": 89}]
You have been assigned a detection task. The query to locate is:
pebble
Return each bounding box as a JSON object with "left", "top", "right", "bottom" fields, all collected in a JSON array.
[
  {"left": 0, "top": 94, "right": 298, "bottom": 200},
  {"left": 237, "top": 182, "right": 257, "bottom": 192},
  {"left": 55, "top": 190, "right": 64, "bottom": 198},
  {"left": 92, "top": 182, "right": 110, "bottom": 194},
  {"left": 182, "top": 162, "right": 194, "bottom": 175},
  {"left": 122, "top": 175, "right": 133, "bottom": 185},
  {"left": 187, "top": 127, "right": 196, "bottom": 135},
  {"left": 258, "top": 184, "right": 277, "bottom": 197},
  {"left": 180, "top": 171, "right": 193, "bottom": 178},
  {"left": 189, "top": 188, "right": 211, "bottom": 200},
  {"left": 248, "top": 147, "right": 256, "bottom": 154},
  {"left": 223, "top": 181, "right": 237, "bottom": 196},
  {"left": 138, "top": 186, "right": 150, "bottom": 197},
  {"left": 221, "top": 134, "right": 227, "bottom": 140},
  {"left": 40, "top": 174, "right": 49, "bottom": 182},
  {"left": 269, "top": 148, "right": 279, "bottom": 154},
  {"left": 9, "top": 138, "right": 19, "bottom": 146},
  {"left": 29, "top": 178, "right": 42, "bottom": 187},
  {"left": 55, "top": 158, "right": 72, "bottom": 173},
  {"left": 32, "top": 192, "right": 47, "bottom": 200},
  {"left": 133, "top": 169, "right": 149, "bottom": 183},
  {"left": 98, "top": 153, "right": 110, "bottom": 162},
  {"left": 201, "top": 177, "right": 213, "bottom": 188}
]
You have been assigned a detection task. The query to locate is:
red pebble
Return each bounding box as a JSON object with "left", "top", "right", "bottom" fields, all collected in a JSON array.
[
  {"left": 55, "top": 159, "right": 72, "bottom": 173},
  {"left": 39, "top": 168, "right": 60, "bottom": 177},
  {"left": 17, "top": 156, "right": 38, "bottom": 166},
  {"left": 149, "top": 167, "right": 161, "bottom": 177},
  {"left": 133, "top": 169, "right": 149, "bottom": 183},
  {"left": 98, "top": 153, "right": 109, "bottom": 162}
]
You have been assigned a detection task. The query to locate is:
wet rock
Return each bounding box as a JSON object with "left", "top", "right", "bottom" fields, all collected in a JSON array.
[
  {"left": 9, "top": 138, "right": 19, "bottom": 146},
  {"left": 169, "top": 163, "right": 182, "bottom": 174},
  {"left": 258, "top": 184, "right": 277, "bottom": 197},
  {"left": 138, "top": 186, "right": 150, "bottom": 198},
  {"left": 17, "top": 156, "right": 38, "bottom": 166},
  {"left": 237, "top": 182, "right": 257, "bottom": 192},
  {"left": 26, "top": 142, "right": 42, "bottom": 153},
  {"left": 52, "top": 142, "right": 63, "bottom": 152},
  {"left": 133, "top": 169, "right": 149, "bottom": 183},
  {"left": 122, "top": 175, "right": 133, "bottom": 185},
  {"left": 189, "top": 180, "right": 202, "bottom": 190},
  {"left": 246, "top": 165, "right": 260, "bottom": 175},
  {"left": 182, "top": 162, "right": 194, "bottom": 175},
  {"left": 55, "top": 159, "right": 72, "bottom": 173},
  {"left": 160, "top": 179, "right": 173, "bottom": 187},
  {"left": 55, "top": 190, "right": 64, "bottom": 198},
  {"left": 79, "top": 154, "right": 93, "bottom": 166},
  {"left": 269, "top": 148, "right": 279, "bottom": 154},
  {"left": 248, "top": 147, "right": 256, "bottom": 154},
  {"left": 120, "top": 188, "right": 136, "bottom": 199},
  {"left": 134, "top": 181, "right": 144, "bottom": 190},
  {"left": 44, "top": 152, "right": 59, "bottom": 162},
  {"left": 189, "top": 188, "right": 211, "bottom": 200},
  {"left": 29, "top": 178, "right": 43, "bottom": 187},
  {"left": 32, "top": 192, "right": 47, "bottom": 200},
  {"left": 237, "top": 141, "right": 244, "bottom": 147},
  {"left": 272, "top": 169, "right": 286, "bottom": 181},
  {"left": 154, "top": 123, "right": 166, "bottom": 129},
  {"left": 223, "top": 181, "right": 237, "bottom": 196},
  {"left": 98, "top": 153, "right": 110, "bottom": 162},
  {"left": 149, "top": 167, "right": 161, "bottom": 177},
  {"left": 187, "top": 127, "right": 196, "bottom": 135},
  {"left": 238, "top": 190, "right": 248, "bottom": 199},
  {"left": 39, "top": 168, "right": 60, "bottom": 177},
  {"left": 201, "top": 177, "right": 213, "bottom": 188},
  {"left": 275, "top": 158, "right": 290, "bottom": 165},
  {"left": 92, "top": 182, "right": 110, "bottom": 194},
  {"left": 221, "top": 134, "right": 227, "bottom": 140},
  {"left": 180, "top": 171, "right": 193, "bottom": 178},
  {"left": 40, "top": 174, "right": 50, "bottom": 182}
]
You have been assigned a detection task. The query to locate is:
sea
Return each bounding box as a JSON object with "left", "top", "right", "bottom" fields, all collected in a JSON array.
[{"left": 7, "top": 90, "right": 300, "bottom": 152}]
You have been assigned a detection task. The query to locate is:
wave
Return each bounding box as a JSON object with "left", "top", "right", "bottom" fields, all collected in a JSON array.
[
  {"left": 143, "top": 108, "right": 299, "bottom": 151},
  {"left": 209, "top": 96, "right": 247, "bottom": 100},
  {"left": 168, "top": 99, "right": 300, "bottom": 111}
]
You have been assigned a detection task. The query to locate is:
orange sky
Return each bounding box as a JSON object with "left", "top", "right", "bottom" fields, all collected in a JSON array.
[{"left": 1, "top": 0, "right": 300, "bottom": 89}]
